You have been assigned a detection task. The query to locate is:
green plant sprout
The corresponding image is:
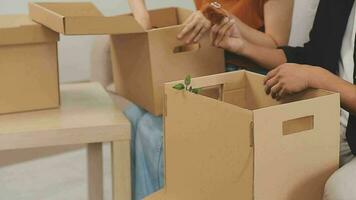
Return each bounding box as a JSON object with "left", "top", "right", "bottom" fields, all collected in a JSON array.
[{"left": 173, "top": 75, "right": 202, "bottom": 94}]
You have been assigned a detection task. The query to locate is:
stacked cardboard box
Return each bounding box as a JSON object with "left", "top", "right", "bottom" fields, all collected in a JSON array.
[{"left": 0, "top": 15, "right": 59, "bottom": 114}]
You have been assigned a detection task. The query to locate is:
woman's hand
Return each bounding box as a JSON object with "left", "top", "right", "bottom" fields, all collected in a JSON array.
[
  {"left": 210, "top": 17, "right": 244, "bottom": 53},
  {"left": 177, "top": 11, "right": 212, "bottom": 43},
  {"left": 264, "top": 63, "right": 313, "bottom": 99}
]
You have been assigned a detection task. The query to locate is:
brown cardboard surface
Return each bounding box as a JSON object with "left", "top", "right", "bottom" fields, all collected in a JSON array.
[
  {"left": 112, "top": 7, "right": 225, "bottom": 115},
  {"left": 0, "top": 43, "right": 60, "bottom": 114},
  {"left": 253, "top": 95, "right": 340, "bottom": 200},
  {"left": 0, "top": 14, "right": 60, "bottom": 114},
  {"left": 0, "top": 15, "right": 59, "bottom": 45},
  {"left": 163, "top": 82, "right": 253, "bottom": 200},
  {"left": 29, "top": 2, "right": 144, "bottom": 35},
  {"left": 146, "top": 70, "right": 340, "bottom": 200}
]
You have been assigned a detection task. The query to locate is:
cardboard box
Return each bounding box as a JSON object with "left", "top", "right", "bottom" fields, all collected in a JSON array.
[
  {"left": 146, "top": 70, "right": 340, "bottom": 200},
  {"left": 111, "top": 7, "right": 225, "bottom": 115},
  {"left": 28, "top": 2, "right": 225, "bottom": 115},
  {"left": 28, "top": 2, "right": 144, "bottom": 35},
  {"left": 0, "top": 15, "right": 60, "bottom": 114}
]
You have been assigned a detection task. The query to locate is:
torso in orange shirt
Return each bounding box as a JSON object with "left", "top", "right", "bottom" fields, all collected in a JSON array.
[{"left": 195, "top": 0, "right": 269, "bottom": 30}]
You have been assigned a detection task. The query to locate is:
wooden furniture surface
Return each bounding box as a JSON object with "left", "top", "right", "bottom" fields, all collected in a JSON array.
[{"left": 0, "top": 82, "right": 131, "bottom": 200}]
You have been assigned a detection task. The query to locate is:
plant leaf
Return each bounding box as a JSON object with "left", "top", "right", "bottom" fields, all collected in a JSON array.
[
  {"left": 184, "top": 75, "right": 192, "bottom": 86},
  {"left": 173, "top": 83, "right": 185, "bottom": 90},
  {"left": 192, "top": 88, "right": 202, "bottom": 94}
]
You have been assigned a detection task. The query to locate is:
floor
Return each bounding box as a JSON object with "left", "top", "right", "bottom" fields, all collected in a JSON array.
[{"left": 0, "top": 93, "right": 131, "bottom": 200}]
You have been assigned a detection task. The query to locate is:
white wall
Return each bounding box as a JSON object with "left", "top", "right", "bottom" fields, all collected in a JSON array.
[{"left": 0, "top": 0, "right": 319, "bottom": 82}]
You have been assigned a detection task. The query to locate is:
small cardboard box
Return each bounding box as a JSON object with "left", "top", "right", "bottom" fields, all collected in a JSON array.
[
  {"left": 146, "top": 70, "right": 340, "bottom": 200},
  {"left": 0, "top": 15, "right": 60, "bottom": 114},
  {"left": 111, "top": 7, "right": 225, "bottom": 115},
  {"left": 28, "top": 2, "right": 226, "bottom": 116}
]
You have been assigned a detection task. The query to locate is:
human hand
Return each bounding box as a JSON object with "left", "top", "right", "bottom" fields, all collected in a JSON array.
[
  {"left": 177, "top": 11, "right": 212, "bottom": 43},
  {"left": 210, "top": 17, "right": 244, "bottom": 53},
  {"left": 264, "top": 63, "right": 313, "bottom": 99}
]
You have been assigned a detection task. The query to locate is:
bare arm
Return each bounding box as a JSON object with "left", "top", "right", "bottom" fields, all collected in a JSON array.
[
  {"left": 128, "top": 0, "right": 151, "bottom": 30},
  {"left": 308, "top": 67, "right": 356, "bottom": 114},
  {"left": 210, "top": 29, "right": 287, "bottom": 69},
  {"left": 239, "top": 41, "right": 287, "bottom": 69},
  {"left": 211, "top": 0, "right": 293, "bottom": 69},
  {"left": 233, "top": 0, "right": 293, "bottom": 47}
]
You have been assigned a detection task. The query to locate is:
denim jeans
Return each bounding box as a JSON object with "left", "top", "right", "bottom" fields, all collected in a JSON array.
[{"left": 124, "top": 104, "right": 164, "bottom": 200}]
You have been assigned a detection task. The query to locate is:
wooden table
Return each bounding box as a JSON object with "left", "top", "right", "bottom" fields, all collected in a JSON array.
[{"left": 0, "top": 83, "right": 131, "bottom": 200}]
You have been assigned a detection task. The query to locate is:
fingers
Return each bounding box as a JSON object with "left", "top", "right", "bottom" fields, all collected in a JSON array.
[
  {"left": 210, "top": 24, "right": 219, "bottom": 44},
  {"left": 264, "top": 67, "right": 280, "bottom": 84},
  {"left": 193, "top": 21, "right": 210, "bottom": 42},
  {"left": 177, "top": 14, "right": 195, "bottom": 39},
  {"left": 264, "top": 76, "right": 279, "bottom": 95},
  {"left": 215, "top": 19, "right": 235, "bottom": 46},
  {"left": 178, "top": 19, "right": 197, "bottom": 40},
  {"left": 178, "top": 11, "right": 211, "bottom": 42},
  {"left": 183, "top": 13, "right": 195, "bottom": 26},
  {"left": 270, "top": 83, "right": 282, "bottom": 99},
  {"left": 276, "top": 88, "right": 287, "bottom": 101},
  {"left": 210, "top": 17, "right": 231, "bottom": 46},
  {"left": 186, "top": 23, "right": 204, "bottom": 43}
]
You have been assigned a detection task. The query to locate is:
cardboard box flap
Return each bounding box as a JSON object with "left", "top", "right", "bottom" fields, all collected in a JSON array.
[
  {"left": 29, "top": 2, "right": 145, "bottom": 35},
  {"left": 0, "top": 15, "right": 59, "bottom": 46}
]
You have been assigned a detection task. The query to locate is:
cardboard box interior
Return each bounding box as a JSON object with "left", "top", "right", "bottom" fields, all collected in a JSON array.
[
  {"left": 178, "top": 70, "right": 332, "bottom": 111},
  {"left": 111, "top": 7, "right": 225, "bottom": 115}
]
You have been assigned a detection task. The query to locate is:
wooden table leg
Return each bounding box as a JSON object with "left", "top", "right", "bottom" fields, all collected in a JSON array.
[
  {"left": 112, "top": 140, "right": 132, "bottom": 200},
  {"left": 87, "top": 143, "right": 104, "bottom": 200}
]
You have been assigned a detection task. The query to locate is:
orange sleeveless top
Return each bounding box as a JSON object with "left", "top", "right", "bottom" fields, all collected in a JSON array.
[{"left": 195, "top": 0, "right": 268, "bottom": 29}]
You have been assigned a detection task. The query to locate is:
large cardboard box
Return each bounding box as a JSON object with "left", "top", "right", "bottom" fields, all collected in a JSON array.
[
  {"left": 28, "top": 2, "right": 225, "bottom": 116},
  {"left": 0, "top": 15, "right": 60, "bottom": 114},
  {"left": 146, "top": 70, "right": 340, "bottom": 200},
  {"left": 111, "top": 7, "right": 225, "bottom": 115}
]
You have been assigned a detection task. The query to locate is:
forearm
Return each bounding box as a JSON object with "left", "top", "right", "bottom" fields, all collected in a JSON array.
[
  {"left": 233, "top": 16, "right": 278, "bottom": 48},
  {"left": 238, "top": 41, "right": 287, "bottom": 70},
  {"left": 128, "top": 0, "right": 151, "bottom": 29},
  {"left": 308, "top": 67, "right": 356, "bottom": 114}
]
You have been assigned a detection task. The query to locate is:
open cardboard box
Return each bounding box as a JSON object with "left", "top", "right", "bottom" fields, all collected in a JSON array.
[
  {"left": 146, "top": 70, "right": 340, "bottom": 200},
  {"left": 0, "top": 15, "right": 60, "bottom": 114},
  {"left": 111, "top": 7, "right": 225, "bottom": 115},
  {"left": 28, "top": 2, "right": 225, "bottom": 115}
]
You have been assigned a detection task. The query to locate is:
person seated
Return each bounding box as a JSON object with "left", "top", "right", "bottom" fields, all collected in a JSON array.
[{"left": 211, "top": 0, "right": 356, "bottom": 199}]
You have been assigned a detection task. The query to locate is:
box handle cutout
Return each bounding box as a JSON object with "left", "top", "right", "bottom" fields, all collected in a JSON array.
[
  {"left": 282, "top": 115, "right": 314, "bottom": 136},
  {"left": 173, "top": 43, "right": 201, "bottom": 54},
  {"left": 199, "top": 84, "right": 224, "bottom": 101}
]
